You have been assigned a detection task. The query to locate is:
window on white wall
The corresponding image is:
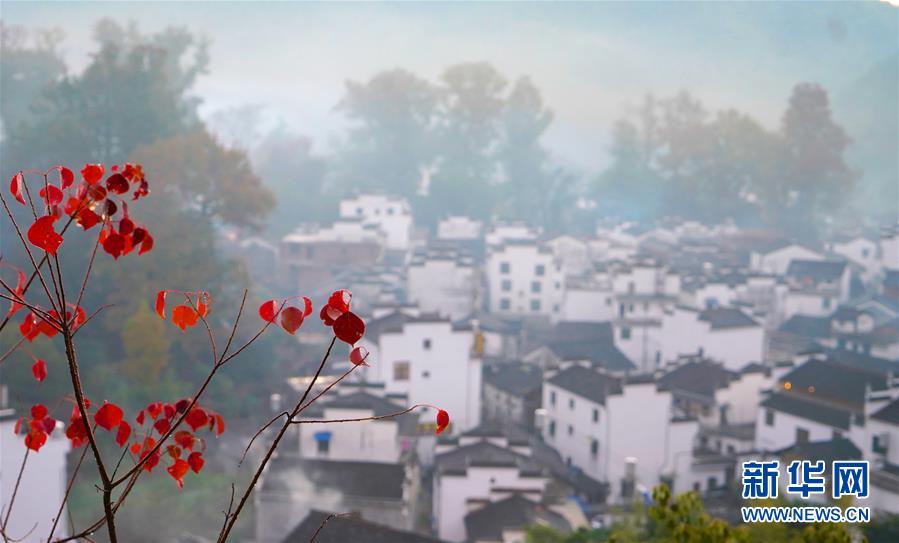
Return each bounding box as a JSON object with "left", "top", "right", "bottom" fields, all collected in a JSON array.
[
  {"left": 531, "top": 281, "right": 542, "bottom": 293},
  {"left": 535, "top": 264, "right": 545, "bottom": 276},
  {"left": 502, "top": 279, "right": 512, "bottom": 292},
  {"left": 423, "top": 339, "right": 432, "bottom": 350},
  {"left": 531, "top": 299, "right": 541, "bottom": 311},
  {"left": 393, "top": 361, "right": 410, "bottom": 381},
  {"left": 500, "top": 262, "right": 510, "bottom": 274}
]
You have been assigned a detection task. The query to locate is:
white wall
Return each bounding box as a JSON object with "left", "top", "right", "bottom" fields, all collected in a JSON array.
[
  {"left": 434, "top": 466, "right": 547, "bottom": 542},
  {"left": 407, "top": 259, "right": 477, "bottom": 320},
  {"left": 751, "top": 245, "right": 823, "bottom": 275},
  {"left": 0, "top": 417, "right": 70, "bottom": 542},
  {"left": 339, "top": 194, "right": 412, "bottom": 250},
  {"left": 361, "top": 320, "right": 481, "bottom": 433},
  {"left": 486, "top": 244, "right": 564, "bottom": 319},
  {"left": 297, "top": 406, "right": 404, "bottom": 464}
]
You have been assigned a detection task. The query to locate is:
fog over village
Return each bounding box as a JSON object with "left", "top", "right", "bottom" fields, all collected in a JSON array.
[{"left": 0, "top": 2, "right": 897, "bottom": 542}]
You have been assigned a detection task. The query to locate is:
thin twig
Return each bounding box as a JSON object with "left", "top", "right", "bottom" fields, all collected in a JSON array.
[{"left": 47, "top": 444, "right": 90, "bottom": 542}]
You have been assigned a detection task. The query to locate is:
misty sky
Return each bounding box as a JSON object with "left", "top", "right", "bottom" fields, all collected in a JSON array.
[{"left": 3, "top": 1, "right": 897, "bottom": 172}]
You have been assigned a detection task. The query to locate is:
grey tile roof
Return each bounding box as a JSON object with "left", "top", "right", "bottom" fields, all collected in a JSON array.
[
  {"left": 698, "top": 307, "right": 758, "bottom": 330},
  {"left": 786, "top": 259, "right": 847, "bottom": 282},
  {"left": 658, "top": 360, "right": 737, "bottom": 398},
  {"left": 777, "top": 437, "right": 862, "bottom": 464},
  {"left": 871, "top": 397, "right": 899, "bottom": 426},
  {"left": 262, "top": 456, "right": 406, "bottom": 501},
  {"left": 483, "top": 364, "right": 542, "bottom": 396},
  {"left": 464, "top": 495, "right": 570, "bottom": 541},
  {"left": 282, "top": 511, "right": 444, "bottom": 543},
  {"left": 435, "top": 441, "right": 547, "bottom": 476},
  {"left": 761, "top": 393, "right": 852, "bottom": 430},
  {"left": 778, "top": 315, "right": 832, "bottom": 339},
  {"left": 545, "top": 365, "right": 623, "bottom": 405}
]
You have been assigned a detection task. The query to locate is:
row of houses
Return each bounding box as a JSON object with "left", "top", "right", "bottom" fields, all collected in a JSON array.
[{"left": 152, "top": 194, "right": 895, "bottom": 541}]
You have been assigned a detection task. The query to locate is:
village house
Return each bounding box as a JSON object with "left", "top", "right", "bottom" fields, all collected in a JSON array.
[
  {"left": 781, "top": 259, "right": 851, "bottom": 319},
  {"left": 431, "top": 428, "right": 559, "bottom": 542},
  {"left": 486, "top": 241, "right": 565, "bottom": 320},
  {"left": 339, "top": 194, "right": 413, "bottom": 251},
  {"left": 407, "top": 247, "right": 479, "bottom": 320},
  {"left": 356, "top": 308, "right": 483, "bottom": 433},
  {"left": 540, "top": 365, "right": 698, "bottom": 503}
]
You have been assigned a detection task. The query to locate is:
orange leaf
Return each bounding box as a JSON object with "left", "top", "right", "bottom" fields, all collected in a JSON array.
[{"left": 171, "top": 305, "right": 199, "bottom": 331}]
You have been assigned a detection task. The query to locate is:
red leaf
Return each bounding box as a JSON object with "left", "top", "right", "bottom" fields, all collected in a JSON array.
[
  {"left": 138, "top": 232, "right": 154, "bottom": 255},
  {"left": 31, "top": 359, "right": 47, "bottom": 383},
  {"left": 102, "top": 231, "right": 125, "bottom": 259},
  {"left": 185, "top": 408, "right": 209, "bottom": 432},
  {"left": 212, "top": 413, "right": 225, "bottom": 436},
  {"left": 94, "top": 403, "right": 124, "bottom": 431},
  {"left": 350, "top": 346, "right": 370, "bottom": 366},
  {"left": 14, "top": 417, "right": 23, "bottom": 435},
  {"left": 119, "top": 217, "right": 134, "bottom": 235},
  {"left": 77, "top": 208, "right": 101, "bottom": 230},
  {"left": 327, "top": 289, "right": 352, "bottom": 314},
  {"left": 59, "top": 167, "right": 74, "bottom": 189},
  {"left": 27, "top": 216, "right": 63, "bottom": 255},
  {"left": 436, "top": 409, "right": 450, "bottom": 435},
  {"left": 174, "top": 430, "right": 194, "bottom": 449},
  {"left": 81, "top": 164, "right": 104, "bottom": 185},
  {"left": 333, "top": 311, "right": 365, "bottom": 345},
  {"left": 19, "top": 313, "right": 39, "bottom": 342},
  {"left": 196, "top": 292, "right": 211, "bottom": 317},
  {"left": 106, "top": 173, "right": 129, "bottom": 194},
  {"left": 259, "top": 299, "right": 279, "bottom": 323},
  {"left": 10, "top": 172, "right": 26, "bottom": 205},
  {"left": 39, "top": 185, "right": 63, "bottom": 206},
  {"left": 167, "top": 458, "right": 190, "bottom": 489},
  {"left": 154, "top": 418, "right": 171, "bottom": 435},
  {"left": 40, "top": 416, "right": 56, "bottom": 434},
  {"left": 31, "top": 404, "right": 48, "bottom": 420},
  {"left": 302, "top": 296, "right": 313, "bottom": 317},
  {"left": 171, "top": 305, "right": 199, "bottom": 331},
  {"left": 167, "top": 445, "right": 182, "bottom": 459},
  {"left": 7, "top": 269, "right": 26, "bottom": 318},
  {"left": 116, "top": 421, "right": 132, "bottom": 447},
  {"left": 87, "top": 184, "right": 107, "bottom": 201},
  {"left": 319, "top": 305, "right": 341, "bottom": 327},
  {"left": 155, "top": 291, "right": 166, "bottom": 319},
  {"left": 130, "top": 443, "right": 141, "bottom": 455},
  {"left": 280, "top": 306, "right": 305, "bottom": 334},
  {"left": 25, "top": 430, "right": 47, "bottom": 451},
  {"left": 187, "top": 451, "right": 204, "bottom": 473}
]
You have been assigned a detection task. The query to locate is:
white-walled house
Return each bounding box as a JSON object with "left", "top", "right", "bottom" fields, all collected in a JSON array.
[
  {"left": 357, "top": 310, "right": 482, "bottom": 433},
  {"left": 782, "top": 259, "right": 851, "bottom": 319},
  {"left": 614, "top": 305, "right": 764, "bottom": 372},
  {"left": 1, "top": 408, "right": 71, "bottom": 542},
  {"left": 485, "top": 222, "right": 539, "bottom": 248},
  {"left": 829, "top": 235, "right": 881, "bottom": 282},
  {"left": 407, "top": 249, "right": 478, "bottom": 320},
  {"left": 438, "top": 216, "right": 483, "bottom": 241},
  {"left": 294, "top": 390, "right": 417, "bottom": 464},
  {"left": 545, "top": 235, "right": 591, "bottom": 278},
  {"left": 540, "top": 365, "right": 698, "bottom": 503},
  {"left": 754, "top": 358, "right": 894, "bottom": 453},
  {"left": 339, "top": 194, "right": 413, "bottom": 251},
  {"left": 432, "top": 435, "right": 553, "bottom": 541},
  {"left": 749, "top": 242, "right": 824, "bottom": 275},
  {"left": 881, "top": 225, "right": 899, "bottom": 272},
  {"left": 486, "top": 242, "right": 565, "bottom": 320}
]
